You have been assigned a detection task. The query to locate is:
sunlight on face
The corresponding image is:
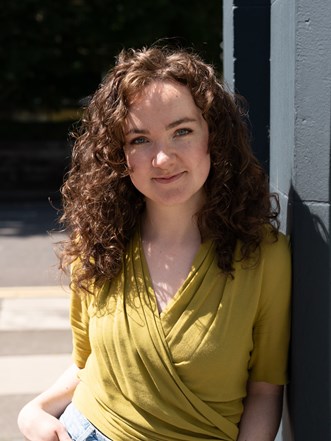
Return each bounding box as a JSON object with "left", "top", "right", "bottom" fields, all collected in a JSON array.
[{"left": 123, "top": 81, "right": 210, "bottom": 210}]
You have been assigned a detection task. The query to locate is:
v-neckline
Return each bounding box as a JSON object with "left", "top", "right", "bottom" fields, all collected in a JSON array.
[{"left": 137, "top": 228, "right": 213, "bottom": 318}]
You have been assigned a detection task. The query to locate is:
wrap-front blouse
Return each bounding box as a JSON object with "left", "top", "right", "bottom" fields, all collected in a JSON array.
[{"left": 70, "top": 229, "right": 291, "bottom": 441}]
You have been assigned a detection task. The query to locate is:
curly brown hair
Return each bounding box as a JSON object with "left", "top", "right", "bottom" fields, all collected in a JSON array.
[{"left": 59, "top": 45, "right": 279, "bottom": 291}]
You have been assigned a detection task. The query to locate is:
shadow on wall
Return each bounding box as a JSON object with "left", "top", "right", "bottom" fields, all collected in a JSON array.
[{"left": 282, "top": 186, "right": 330, "bottom": 441}]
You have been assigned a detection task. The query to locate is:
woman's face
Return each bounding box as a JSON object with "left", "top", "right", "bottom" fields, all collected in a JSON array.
[{"left": 123, "top": 81, "right": 210, "bottom": 211}]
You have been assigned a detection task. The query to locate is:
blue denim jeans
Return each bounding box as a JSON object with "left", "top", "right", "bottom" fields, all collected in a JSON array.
[{"left": 59, "top": 403, "right": 113, "bottom": 441}]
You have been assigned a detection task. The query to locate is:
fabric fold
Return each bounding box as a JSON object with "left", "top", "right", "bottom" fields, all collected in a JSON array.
[
  {"left": 128, "top": 231, "right": 239, "bottom": 440},
  {"left": 71, "top": 229, "right": 291, "bottom": 441}
]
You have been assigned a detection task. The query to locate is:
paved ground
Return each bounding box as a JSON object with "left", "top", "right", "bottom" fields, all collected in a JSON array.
[
  {"left": 0, "top": 200, "right": 66, "bottom": 287},
  {"left": 0, "top": 201, "right": 72, "bottom": 441}
]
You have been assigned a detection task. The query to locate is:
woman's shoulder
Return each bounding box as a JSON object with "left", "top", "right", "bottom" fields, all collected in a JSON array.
[
  {"left": 257, "top": 227, "right": 291, "bottom": 282},
  {"left": 260, "top": 226, "right": 291, "bottom": 259},
  {"left": 232, "top": 226, "right": 291, "bottom": 271}
]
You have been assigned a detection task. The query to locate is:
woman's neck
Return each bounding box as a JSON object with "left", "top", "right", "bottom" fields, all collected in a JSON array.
[{"left": 141, "top": 203, "right": 202, "bottom": 246}]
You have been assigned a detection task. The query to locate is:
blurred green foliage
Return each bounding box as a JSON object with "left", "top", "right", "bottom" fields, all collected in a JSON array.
[{"left": 0, "top": 0, "right": 222, "bottom": 116}]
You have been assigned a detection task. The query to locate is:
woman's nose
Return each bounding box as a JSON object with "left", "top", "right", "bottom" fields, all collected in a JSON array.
[{"left": 152, "top": 143, "right": 175, "bottom": 168}]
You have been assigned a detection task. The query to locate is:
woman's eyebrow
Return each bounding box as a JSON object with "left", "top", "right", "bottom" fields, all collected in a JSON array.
[
  {"left": 125, "top": 127, "right": 149, "bottom": 136},
  {"left": 125, "top": 117, "right": 197, "bottom": 136},
  {"left": 166, "top": 117, "right": 197, "bottom": 130}
]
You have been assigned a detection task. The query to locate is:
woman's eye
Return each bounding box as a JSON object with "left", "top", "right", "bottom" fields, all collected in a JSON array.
[
  {"left": 130, "top": 137, "right": 148, "bottom": 145},
  {"left": 175, "top": 128, "right": 192, "bottom": 137}
]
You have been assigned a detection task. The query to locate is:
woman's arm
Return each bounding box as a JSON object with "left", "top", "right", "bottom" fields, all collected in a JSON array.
[
  {"left": 17, "top": 363, "right": 80, "bottom": 441},
  {"left": 237, "top": 381, "right": 284, "bottom": 441}
]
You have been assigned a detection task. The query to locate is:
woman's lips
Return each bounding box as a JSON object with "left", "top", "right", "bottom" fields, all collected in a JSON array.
[{"left": 153, "top": 172, "right": 185, "bottom": 184}]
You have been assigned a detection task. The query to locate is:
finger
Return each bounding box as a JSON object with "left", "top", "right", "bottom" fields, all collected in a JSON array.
[{"left": 56, "top": 426, "right": 72, "bottom": 441}]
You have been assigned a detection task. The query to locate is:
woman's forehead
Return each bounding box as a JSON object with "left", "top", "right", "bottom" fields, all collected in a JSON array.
[{"left": 128, "top": 81, "right": 194, "bottom": 111}]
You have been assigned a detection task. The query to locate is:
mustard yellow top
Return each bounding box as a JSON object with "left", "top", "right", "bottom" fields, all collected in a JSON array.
[{"left": 70, "top": 229, "right": 291, "bottom": 441}]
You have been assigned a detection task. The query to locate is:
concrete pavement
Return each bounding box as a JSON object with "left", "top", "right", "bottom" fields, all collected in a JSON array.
[
  {"left": 0, "top": 288, "right": 72, "bottom": 441},
  {"left": 0, "top": 202, "right": 72, "bottom": 441},
  {"left": 0, "top": 201, "right": 67, "bottom": 287}
]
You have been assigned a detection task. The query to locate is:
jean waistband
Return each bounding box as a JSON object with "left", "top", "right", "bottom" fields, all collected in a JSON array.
[{"left": 59, "top": 402, "right": 113, "bottom": 441}]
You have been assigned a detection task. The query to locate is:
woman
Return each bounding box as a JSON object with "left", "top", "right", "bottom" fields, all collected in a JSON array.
[{"left": 18, "top": 46, "right": 291, "bottom": 441}]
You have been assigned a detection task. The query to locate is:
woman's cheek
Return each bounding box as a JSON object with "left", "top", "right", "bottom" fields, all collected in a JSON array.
[{"left": 124, "top": 149, "right": 136, "bottom": 172}]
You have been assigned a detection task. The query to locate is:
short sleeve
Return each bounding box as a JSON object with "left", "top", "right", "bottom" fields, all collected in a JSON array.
[
  {"left": 248, "top": 233, "right": 291, "bottom": 384},
  {"left": 70, "top": 280, "right": 92, "bottom": 369}
]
